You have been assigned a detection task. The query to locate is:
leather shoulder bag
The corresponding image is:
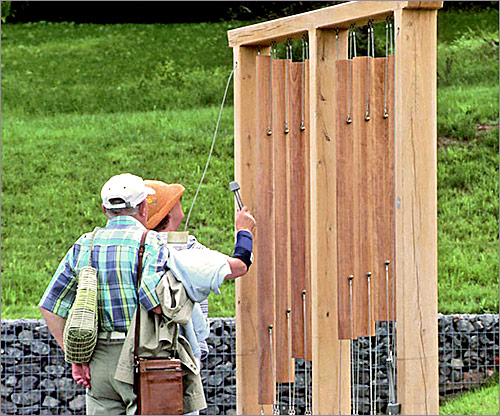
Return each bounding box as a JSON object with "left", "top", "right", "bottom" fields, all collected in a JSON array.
[{"left": 134, "top": 230, "right": 183, "bottom": 415}]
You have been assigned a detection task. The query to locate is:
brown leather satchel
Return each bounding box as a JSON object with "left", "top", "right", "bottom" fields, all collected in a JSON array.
[{"left": 134, "top": 231, "right": 183, "bottom": 415}]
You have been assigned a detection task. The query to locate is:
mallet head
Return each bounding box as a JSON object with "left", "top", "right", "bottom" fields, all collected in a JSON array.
[
  {"left": 229, "top": 181, "right": 243, "bottom": 209},
  {"left": 229, "top": 181, "right": 240, "bottom": 193}
]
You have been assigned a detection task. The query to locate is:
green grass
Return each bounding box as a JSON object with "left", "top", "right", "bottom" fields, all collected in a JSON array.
[
  {"left": 437, "top": 129, "right": 499, "bottom": 314},
  {"left": 1, "top": 7, "right": 499, "bottom": 318},
  {"left": 1, "top": 108, "right": 237, "bottom": 318},
  {"left": 440, "top": 375, "right": 499, "bottom": 415}
]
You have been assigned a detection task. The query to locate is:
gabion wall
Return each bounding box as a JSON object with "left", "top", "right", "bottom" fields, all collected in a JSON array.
[{"left": 1, "top": 315, "right": 498, "bottom": 415}]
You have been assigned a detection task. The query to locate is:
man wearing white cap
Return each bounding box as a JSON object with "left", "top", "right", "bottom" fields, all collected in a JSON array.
[{"left": 39, "top": 173, "right": 256, "bottom": 414}]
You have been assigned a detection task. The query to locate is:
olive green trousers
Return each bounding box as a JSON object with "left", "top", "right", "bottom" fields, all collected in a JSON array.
[{"left": 86, "top": 339, "right": 137, "bottom": 415}]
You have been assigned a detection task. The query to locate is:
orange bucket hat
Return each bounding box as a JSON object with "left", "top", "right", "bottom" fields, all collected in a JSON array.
[{"left": 144, "top": 180, "right": 185, "bottom": 229}]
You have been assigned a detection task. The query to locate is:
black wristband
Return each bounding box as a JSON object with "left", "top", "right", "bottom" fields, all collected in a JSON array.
[{"left": 232, "top": 230, "right": 253, "bottom": 270}]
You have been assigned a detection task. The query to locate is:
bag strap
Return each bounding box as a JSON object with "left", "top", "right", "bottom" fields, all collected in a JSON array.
[
  {"left": 133, "top": 230, "right": 149, "bottom": 395},
  {"left": 87, "top": 227, "right": 100, "bottom": 267}
]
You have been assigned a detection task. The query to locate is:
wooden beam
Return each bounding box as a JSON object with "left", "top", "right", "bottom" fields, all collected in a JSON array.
[
  {"left": 234, "top": 45, "right": 262, "bottom": 416},
  {"left": 394, "top": 7, "right": 439, "bottom": 415},
  {"left": 406, "top": 1, "right": 443, "bottom": 9},
  {"left": 228, "top": 1, "right": 408, "bottom": 47}
]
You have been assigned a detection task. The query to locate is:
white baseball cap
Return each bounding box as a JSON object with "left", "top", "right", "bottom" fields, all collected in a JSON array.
[{"left": 101, "top": 173, "right": 155, "bottom": 209}]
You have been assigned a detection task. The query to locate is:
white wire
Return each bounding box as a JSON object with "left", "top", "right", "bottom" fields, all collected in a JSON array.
[{"left": 184, "top": 65, "right": 236, "bottom": 231}]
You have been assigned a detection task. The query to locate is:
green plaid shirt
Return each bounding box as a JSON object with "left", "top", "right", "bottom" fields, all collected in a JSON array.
[{"left": 39, "top": 216, "right": 168, "bottom": 332}]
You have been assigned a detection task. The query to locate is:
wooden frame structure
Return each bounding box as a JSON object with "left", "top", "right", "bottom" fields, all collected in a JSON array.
[{"left": 228, "top": 2, "right": 442, "bottom": 414}]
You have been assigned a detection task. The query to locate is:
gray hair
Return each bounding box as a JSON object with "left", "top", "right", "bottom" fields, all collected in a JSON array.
[{"left": 104, "top": 206, "right": 140, "bottom": 219}]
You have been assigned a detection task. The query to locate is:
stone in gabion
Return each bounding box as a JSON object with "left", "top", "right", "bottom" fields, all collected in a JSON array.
[
  {"left": 457, "top": 319, "right": 475, "bottom": 332},
  {"left": 19, "top": 406, "right": 41, "bottom": 415},
  {"left": 17, "top": 376, "right": 38, "bottom": 390},
  {"left": 11, "top": 391, "right": 40, "bottom": 406},
  {"left": 42, "top": 396, "right": 59, "bottom": 408},
  {"left": 207, "top": 373, "right": 224, "bottom": 386},
  {"left": 1, "top": 384, "right": 14, "bottom": 398},
  {"left": 18, "top": 331, "right": 34, "bottom": 346},
  {"left": 54, "top": 378, "right": 77, "bottom": 401},
  {"left": 68, "top": 394, "right": 85, "bottom": 411},
  {"left": 31, "top": 340, "right": 50, "bottom": 355},
  {"left": 44, "top": 365, "right": 65, "bottom": 377},
  {"left": 39, "top": 379, "right": 56, "bottom": 391},
  {"left": 4, "top": 375, "right": 18, "bottom": 388},
  {"left": 1, "top": 402, "right": 18, "bottom": 415}
]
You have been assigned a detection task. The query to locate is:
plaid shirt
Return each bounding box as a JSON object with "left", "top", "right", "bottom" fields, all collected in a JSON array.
[{"left": 39, "top": 216, "right": 168, "bottom": 332}]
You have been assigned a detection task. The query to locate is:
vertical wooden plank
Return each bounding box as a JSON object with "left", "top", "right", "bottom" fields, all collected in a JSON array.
[
  {"left": 335, "top": 58, "right": 358, "bottom": 340},
  {"left": 352, "top": 56, "right": 376, "bottom": 338},
  {"left": 290, "top": 61, "right": 307, "bottom": 359},
  {"left": 309, "top": 28, "right": 350, "bottom": 415},
  {"left": 394, "top": 7, "right": 439, "bottom": 415},
  {"left": 273, "top": 58, "right": 291, "bottom": 383},
  {"left": 256, "top": 55, "right": 276, "bottom": 406},
  {"left": 304, "top": 58, "right": 312, "bottom": 363},
  {"left": 372, "top": 56, "right": 396, "bottom": 322},
  {"left": 234, "top": 46, "right": 264, "bottom": 415}
]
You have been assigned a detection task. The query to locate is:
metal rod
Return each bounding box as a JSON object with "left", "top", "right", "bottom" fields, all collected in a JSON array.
[
  {"left": 286, "top": 309, "right": 295, "bottom": 415},
  {"left": 348, "top": 276, "right": 354, "bottom": 415},
  {"left": 300, "top": 35, "right": 308, "bottom": 131},
  {"left": 267, "top": 42, "right": 276, "bottom": 136},
  {"left": 302, "top": 290, "right": 311, "bottom": 415},
  {"left": 367, "top": 272, "right": 374, "bottom": 415},
  {"left": 269, "top": 325, "right": 279, "bottom": 415}
]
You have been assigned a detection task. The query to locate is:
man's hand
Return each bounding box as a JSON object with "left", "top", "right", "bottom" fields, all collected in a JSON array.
[
  {"left": 235, "top": 206, "right": 256, "bottom": 232},
  {"left": 72, "top": 363, "right": 91, "bottom": 389}
]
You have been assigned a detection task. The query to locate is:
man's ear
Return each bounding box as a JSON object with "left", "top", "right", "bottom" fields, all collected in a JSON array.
[{"left": 139, "top": 200, "right": 148, "bottom": 218}]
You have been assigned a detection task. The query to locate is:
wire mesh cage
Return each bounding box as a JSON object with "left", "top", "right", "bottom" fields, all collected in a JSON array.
[{"left": 1, "top": 315, "right": 498, "bottom": 415}]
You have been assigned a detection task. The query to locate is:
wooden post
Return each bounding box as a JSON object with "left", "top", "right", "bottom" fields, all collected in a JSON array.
[
  {"left": 309, "top": 27, "right": 350, "bottom": 415},
  {"left": 394, "top": 5, "right": 439, "bottom": 415},
  {"left": 234, "top": 45, "right": 264, "bottom": 416}
]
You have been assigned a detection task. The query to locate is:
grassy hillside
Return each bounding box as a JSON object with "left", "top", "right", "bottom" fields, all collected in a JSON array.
[{"left": 1, "top": 7, "right": 498, "bottom": 318}]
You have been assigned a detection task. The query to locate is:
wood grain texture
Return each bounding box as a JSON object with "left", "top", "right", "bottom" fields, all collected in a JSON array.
[
  {"left": 372, "top": 56, "right": 396, "bottom": 322},
  {"left": 272, "top": 58, "right": 292, "bottom": 383},
  {"left": 234, "top": 46, "right": 261, "bottom": 416},
  {"left": 394, "top": 8, "right": 439, "bottom": 415},
  {"left": 256, "top": 55, "right": 276, "bottom": 405},
  {"left": 350, "top": 56, "right": 376, "bottom": 338},
  {"left": 289, "top": 61, "right": 308, "bottom": 360},
  {"left": 228, "top": 2, "right": 408, "bottom": 47},
  {"left": 335, "top": 58, "right": 359, "bottom": 340},
  {"left": 310, "top": 28, "right": 350, "bottom": 415}
]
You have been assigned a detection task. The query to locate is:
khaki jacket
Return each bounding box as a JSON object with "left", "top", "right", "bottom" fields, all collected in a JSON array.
[{"left": 115, "top": 270, "right": 206, "bottom": 413}]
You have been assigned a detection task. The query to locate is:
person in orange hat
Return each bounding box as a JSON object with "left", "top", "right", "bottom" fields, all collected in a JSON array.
[
  {"left": 145, "top": 180, "right": 186, "bottom": 233},
  {"left": 144, "top": 179, "right": 229, "bottom": 393}
]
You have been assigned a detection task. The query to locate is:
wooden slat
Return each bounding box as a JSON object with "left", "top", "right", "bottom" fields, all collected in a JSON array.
[
  {"left": 351, "top": 56, "right": 376, "bottom": 338},
  {"left": 234, "top": 45, "right": 262, "bottom": 416},
  {"left": 228, "top": 1, "right": 408, "bottom": 47},
  {"left": 394, "top": 8, "right": 439, "bottom": 415},
  {"left": 304, "top": 59, "right": 312, "bottom": 363},
  {"left": 290, "top": 61, "right": 307, "bottom": 359},
  {"left": 272, "top": 58, "right": 292, "bottom": 384},
  {"left": 336, "top": 58, "right": 359, "bottom": 340},
  {"left": 256, "top": 55, "right": 276, "bottom": 406},
  {"left": 372, "top": 56, "right": 396, "bottom": 322}
]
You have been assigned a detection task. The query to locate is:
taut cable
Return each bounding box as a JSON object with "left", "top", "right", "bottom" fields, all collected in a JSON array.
[{"left": 184, "top": 64, "right": 236, "bottom": 231}]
